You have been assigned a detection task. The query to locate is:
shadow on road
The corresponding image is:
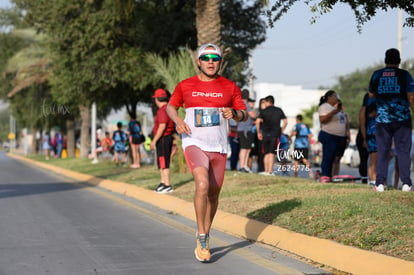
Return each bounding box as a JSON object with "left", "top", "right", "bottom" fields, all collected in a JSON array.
[
  {"left": 0, "top": 182, "right": 84, "bottom": 199},
  {"left": 210, "top": 240, "right": 253, "bottom": 262}
]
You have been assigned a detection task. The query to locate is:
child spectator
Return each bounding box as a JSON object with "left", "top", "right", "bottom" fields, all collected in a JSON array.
[{"left": 112, "top": 122, "right": 127, "bottom": 166}]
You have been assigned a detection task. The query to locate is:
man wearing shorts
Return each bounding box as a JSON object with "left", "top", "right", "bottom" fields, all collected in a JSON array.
[
  {"left": 166, "top": 43, "right": 247, "bottom": 262},
  {"left": 255, "top": 95, "right": 287, "bottom": 175},
  {"left": 151, "top": 88, "right": 175, "bottom": 194}
]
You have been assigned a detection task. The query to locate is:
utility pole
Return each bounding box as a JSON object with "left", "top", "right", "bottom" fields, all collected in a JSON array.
[
  {"left": 248, "top": 54, "right": 254, "bottom": 99},
  {"left": 397, "top": 9, "right": 403, "bottom": 56},
  {"left": 91, "top": 102, "right": 97, "bottom": 163}
]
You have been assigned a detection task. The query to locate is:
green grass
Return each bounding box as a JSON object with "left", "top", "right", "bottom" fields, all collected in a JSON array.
[{"left": 29, "top": 156, "right": 414, "bottom": 262}]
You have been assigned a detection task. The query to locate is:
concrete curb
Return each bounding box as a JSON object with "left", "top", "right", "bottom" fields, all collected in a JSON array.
[{"left": 10, "top": 154, "right": 414, "bottom": 275}]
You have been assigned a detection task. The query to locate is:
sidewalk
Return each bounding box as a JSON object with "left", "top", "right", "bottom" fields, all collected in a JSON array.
[{"left": 9, "top": 154, "right": 414, "bottom": 275}]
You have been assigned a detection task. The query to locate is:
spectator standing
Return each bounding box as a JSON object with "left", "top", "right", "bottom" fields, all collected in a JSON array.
[
  {"left": 228, "top": 118, "right": 239, "bottom": 171},
  {"left": 277, "top": 133, "right": 290, "bottom": 175},
  {"left": 317, "top": 90, "right": 344, "bottom": 183},
  {"left": 55, "top": 130, "right": 64, "bottom": 158},
  {"left": 151, "top": 88, "right": 175, "bottom": 194},
  {"left": 237, "top": 89, "right": 256, "bottom": 173},
  {"left": 365, "top": 102, "right": 378, "bottom": 186},
  {"left": 255, "top": 95, "right": 288, "bottom": 175},
  {"left": 369, "top": 48, "right": 414, "bottom": 192},
  {"left": 247, "top": 97, "right": 259, "bottom": 171},
  {"left": 359, "top": 92, "right": 377, "bottom": 185},
  {"left": 112, "top": 122, "right": 127, "bottom": 166},
  {"left": 166, "top": 43, "right": 247, "bottom": 262},
  {"left": 290, "top": 114, "right": 313, "bottom": 178},
  {"left": 356, "top": 93, "right": 374, "bottom": 183},
  {"left": 253, "top": 98, "right": 266, "bottom": 173},
  {"left": 42, "top": 132, "right": 51, "bottom": 160},
  {"left": 331, "top": 100, "right": 350, "bottom": 176},
  {"left": 128, "top": 114, "right": 143, "bottom": 168}
]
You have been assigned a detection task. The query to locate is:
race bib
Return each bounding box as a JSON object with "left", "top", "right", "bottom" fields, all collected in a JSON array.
[{"left": 194, "top": 108, "right": 220, "bottom": 127}]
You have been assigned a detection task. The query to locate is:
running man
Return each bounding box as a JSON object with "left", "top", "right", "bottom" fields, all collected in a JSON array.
[{"left": 166, "top": 43, "right": 247, "bottom": 262}]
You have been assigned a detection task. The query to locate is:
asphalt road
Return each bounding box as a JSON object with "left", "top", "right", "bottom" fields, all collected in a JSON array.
[{"left": 0, "top": 152, "right": 331, "bottom": 275}]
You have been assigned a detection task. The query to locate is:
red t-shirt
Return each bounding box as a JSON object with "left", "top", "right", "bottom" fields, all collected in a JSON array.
[
  {"left": 153, "top": 104, "right": 175, "bottom": 136},
  {"left": 169, "top": 75, "right": 245, "bottom": 109},
  {"left": 169, "top": 75, "right": 245, "bottom": 153}
]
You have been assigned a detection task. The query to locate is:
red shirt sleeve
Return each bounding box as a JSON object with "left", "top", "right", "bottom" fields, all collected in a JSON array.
[
  {"left": 231, "top": 85, "right": 246, "bottom": 110},
  {"left": 169, "top": 82, "right": 184, "bottom": 107}
]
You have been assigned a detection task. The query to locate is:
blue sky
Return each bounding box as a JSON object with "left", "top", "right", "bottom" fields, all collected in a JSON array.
[
  {"left": 1, "top": 0, "right": 413, "bottom": 89},
  {"left": 254, "top": 2, "right": 414, "bottom": 88}
]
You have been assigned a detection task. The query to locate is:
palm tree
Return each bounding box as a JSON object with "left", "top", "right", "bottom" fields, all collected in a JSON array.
[
  {"left": 146, "top": 49, "right": 196, "bottom": 173},
  {"left": 195, "top": 0, "right": 221, "bottom": 46},
  {"left": 5, "top": 29, "right": 52, "bottom": 155},
  {"left": 5, "top": 29, "right": 77, "bottom": 157}
]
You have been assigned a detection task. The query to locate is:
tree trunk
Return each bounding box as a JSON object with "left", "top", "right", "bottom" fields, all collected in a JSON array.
[
  {"left": 79, "top": 104, "right": 91, "bottom": 158},
  {"left": 66, "top": 119, "right": 76, "bottom": 157},
  {"left": 31, "top": 127, "right": 37, "bottom": 156},
  {"left": 196, "top": 0, "right": 221, "bottom": 46}
]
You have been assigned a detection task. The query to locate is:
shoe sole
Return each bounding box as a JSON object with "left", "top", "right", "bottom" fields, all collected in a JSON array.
[
  {"left": 194, "top": 248, "right": 210, "bottom": 262},
  {"left": 157, "top": 188, "right": 173, "bottom": 194}
]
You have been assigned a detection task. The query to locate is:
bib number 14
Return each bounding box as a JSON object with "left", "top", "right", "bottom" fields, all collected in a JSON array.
[{"left": 194, "top": 109, "right": 220, "bottom": 127}]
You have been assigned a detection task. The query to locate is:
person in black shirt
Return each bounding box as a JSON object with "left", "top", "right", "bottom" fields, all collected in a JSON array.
[{"left": 255, "top": 95, "right": 288, "bottom": 175}]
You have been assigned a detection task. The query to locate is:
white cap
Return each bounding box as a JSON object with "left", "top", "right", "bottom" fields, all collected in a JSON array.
[{"left": 197, "top": 43, "right": 221, "bottom": 58}]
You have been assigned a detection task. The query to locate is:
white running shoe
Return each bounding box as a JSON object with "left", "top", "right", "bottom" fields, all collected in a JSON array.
[
  {"left": 402, "top": 184, "right": 412, "bottom": 192},
  {"left": 374, "top": 184, "right": 384, "bottom": 192}
]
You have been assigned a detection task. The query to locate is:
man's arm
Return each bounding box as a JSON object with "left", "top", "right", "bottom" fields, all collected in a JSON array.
[
  {"left": 281, "top": 118, "right": 288, "bottom": 133},
  {"left": 255, "top": 117, "right": 263, "bottom": 140},
  {"left": 319, "top": 108, "right": 340, "bottom": 124},
  {"left": 222, "top": 108, "right": 247, "bottom": 122},
  {"left": 359, "top": 104, "right": 366, "bottom": 131},
  {"left": 248, "top": 109, "right": 257, "bottom": 120},
  {"left": 408, "top": 93, "right": 414, "bottom": 112},
  {"left": 150, "top": 123, "right": 167, "bottom": 150},
  {"left": 166, "top": 104, "right": 191, "bottom": 135}
]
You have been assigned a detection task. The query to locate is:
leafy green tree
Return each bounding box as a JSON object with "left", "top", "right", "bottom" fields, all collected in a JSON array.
[
  {"left": 332, "top": 67, "right": 378, "bottom": 129},
  {"left": 220, "top": 0, "right": 267, "bottom": 86},
  {"left": 15, "top": 0, "right": 156, "bottom": 156},
  {"left": 266, "top": 0, "right": 414, "bottom": 31},
  {"left": 300, "top": 104, "right": 319, "bottom": 128},
  {"left": 0, "top": 32, "right": 30, "bottom": 99},
  {"left": 146, "top": 49, "right": 196, "bottom": 173},
  {"left": 7, "top": 0, "right": 268, "bottom": 157},
  {"left": 0, "top": 107, "right": 10, "bottom": 142},
  {"left": 2, "top": 29, "right": 57, "bottom": 154}
]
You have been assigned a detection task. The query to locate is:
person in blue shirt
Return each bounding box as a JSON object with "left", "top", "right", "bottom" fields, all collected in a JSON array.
[
  {"left": 365, "top": 102, "right": 378, "bottom": 186},
  {"left": 369, "top": 48, "right": 414, "bottom": 192},
  {"left": 128, "top": 114, "right": 143, "bottom": 169},
  {"left": 277, "top": 133, "right": 290, "bottom": 175},
  {"left": 290, "top": 114, "right": 313, "bottom": 178},
  {"left": 112, "top": 122, "right": 127, "bottom": 166},
  {"left": 54, "top": 131, "right": 64, "bottom": 158}
]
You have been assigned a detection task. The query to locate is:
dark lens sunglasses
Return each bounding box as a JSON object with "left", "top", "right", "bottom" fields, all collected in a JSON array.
[{"left": 199, "top": 54, "right": 222, "bottom": 62}]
